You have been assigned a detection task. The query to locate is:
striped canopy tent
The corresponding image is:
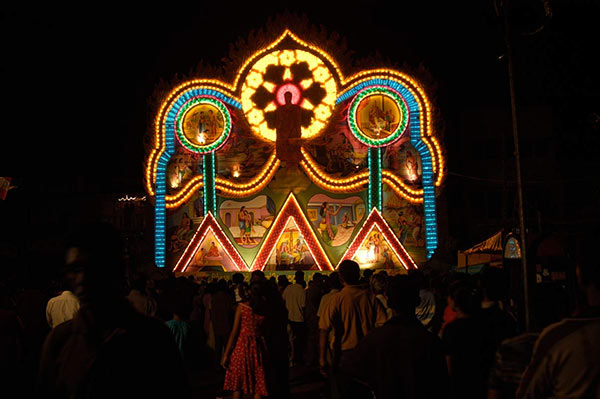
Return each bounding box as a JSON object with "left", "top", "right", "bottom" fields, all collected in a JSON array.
[{"left": 464, "top": 230, "right": 503, "bottom": 255}]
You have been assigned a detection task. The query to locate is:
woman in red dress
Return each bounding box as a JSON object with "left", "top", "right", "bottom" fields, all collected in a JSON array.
[{"left": 221, "top": 282, "right": 269, "bottom": 399}]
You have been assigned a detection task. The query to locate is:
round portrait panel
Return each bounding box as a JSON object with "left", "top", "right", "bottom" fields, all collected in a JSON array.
[
  {"left": 348, "top": 87, "right": 409, "bottom": 147},
  {"left": 176, "top": 97, "right": 232, "bottom": 154}
]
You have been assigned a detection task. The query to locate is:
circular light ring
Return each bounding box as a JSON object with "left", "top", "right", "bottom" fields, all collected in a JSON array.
[
  {"left": 276, "top": 83, "right": 302, "bottom": 105},
  {"left": 241, "top": 49, "right": 337, "bottom": 142},
  {"left": 348, "top": 87, "right": 409, "bottom": 147},
  {"left": 175, "top": 97, "right": 232, "bottom": 154}
]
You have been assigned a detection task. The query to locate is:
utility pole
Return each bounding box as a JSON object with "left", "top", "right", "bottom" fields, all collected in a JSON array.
[{"left": 503, "top": 0, "right": 531, "bottom": 331}]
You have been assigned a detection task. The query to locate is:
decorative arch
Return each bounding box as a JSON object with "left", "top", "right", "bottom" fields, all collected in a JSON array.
[{"left": 145, "top": 29, "right": 445, "bottom": 268}]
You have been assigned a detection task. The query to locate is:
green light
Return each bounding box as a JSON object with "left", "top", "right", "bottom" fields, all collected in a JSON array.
[
  {"left": 202, "top": 152, "right": 217, "bottom": 216},
  {"left": 367, "top": 147, "right": 382, "bottom": 211}
]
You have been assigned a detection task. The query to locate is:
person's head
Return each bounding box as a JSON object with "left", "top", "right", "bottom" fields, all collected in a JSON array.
[
  {"left": 370, "top": 272, "right": 388, "bottom": 295},
  {"left": 338, "top": 260, "right": 360, "bottom": 286},
  {"left": 284, "top": 91, "right": 293, "bottom": 105},
  {"left": 216, "top": 278, "right": 228, "bottom": 292},
  {"left": 248, "top": 280, "right": 269, "bottom": 316},
  {"left": 387, "top": 275, "right": 420, "bottom": 315},
  {"left": 327, "top": 271, "right": 342, "bottom": 290},
  {"left": 64, "top": 223, "right": 124, "bottom": 306},
  {"left": 294, "top": 270, "right": 305, "bottom": 283},
  {"left": 448, "top": 281, "right": 481, "bottom": 316},
  {"left": 312, "top": 272, "right": 323, "bottom": 284},
  {"left": 232, "top": 272, "right": 244, "bottom": 285},
  {"left": 251, "top": 270, "right": 266, "bottom": 283},
  {"left": 363, "top": 268, "right": 374, "bottom": 281},
  {"left": 320, "top": 202, "right": 328, "bottom": 217},
  {"left": 278, "top": 275, "right": 290, "bottom": 288}
]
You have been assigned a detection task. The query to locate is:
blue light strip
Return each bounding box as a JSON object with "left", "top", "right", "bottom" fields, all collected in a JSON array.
[
  {"left": 154, "top": 88, "right": 240, "bottom": 268},
  {"left": 338, "top": 78, "right": 438, "bottom": 259}
]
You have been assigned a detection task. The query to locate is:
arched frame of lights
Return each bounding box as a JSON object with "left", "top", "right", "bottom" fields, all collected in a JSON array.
[{"left": 145, "top": 30, "right": 445, "bottom": 267}]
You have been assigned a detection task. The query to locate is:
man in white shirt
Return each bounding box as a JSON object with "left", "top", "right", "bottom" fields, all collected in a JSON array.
[
  {"left": 46, "top": 282, "right": 80, "bottom": 329},
  {"left": 127, "top": 278, "right": 157, "bottom": 317},
  {"left": 282, "top": 270, "right": 306, "bottom": 364}
]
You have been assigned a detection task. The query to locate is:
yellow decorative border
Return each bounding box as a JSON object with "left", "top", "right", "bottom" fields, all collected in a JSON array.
[{"left": 146, "top": 31, "right": 445, "bottom": 207}]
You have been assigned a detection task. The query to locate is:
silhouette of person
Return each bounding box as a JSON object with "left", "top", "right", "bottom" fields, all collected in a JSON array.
[
  {"left": 274, "top": 91, "right": 302, "bottom": 164},
  {"left": 38, "top": 223, "right": 188, "bottom": 398}
]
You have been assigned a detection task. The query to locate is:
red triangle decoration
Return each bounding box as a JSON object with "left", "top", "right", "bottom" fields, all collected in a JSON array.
[
  {"left": 173, "top": 212, "right": 248, "bottom": 272},
  {"left": 252, "top": 194, "right": 333, "bottom": 271},
  {"left": 339, "top": 208, "right": 418, "bottom": 270}
]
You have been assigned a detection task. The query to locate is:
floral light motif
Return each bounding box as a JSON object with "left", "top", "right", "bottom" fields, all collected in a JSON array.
[{"left": 241, "top": 49, "right": 337, "bottom": 142}]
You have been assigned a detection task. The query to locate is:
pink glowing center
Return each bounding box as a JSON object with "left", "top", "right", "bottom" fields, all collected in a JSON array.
[{"left": 276, "top": 83, "right": 302, "bottom": 105}]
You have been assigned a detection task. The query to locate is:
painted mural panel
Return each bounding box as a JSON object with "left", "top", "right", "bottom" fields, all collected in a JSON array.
[
  {"left": 219, "top": 195, "right": 276, "bottom": 248},
  {"left": 166, "top": 149, "right": 202, "bottom": 194},
  {"left": 186, "top": 230, "right": 238, "bottom": 272},
  {"left": 264, "top": 218, "right": 316, "bottom": 271},
  {"left": 352, "top": 226, "right": 406, "bottom": 271},
  {"left": 216, "top": 125, "right": 274, "bottom": 180},
  {"left": 382, "top": 187, "right": 426, "bottom": 263},
  {"left": 383, "top": 140, "right": 423, "bottom": 187},
  {"left": 304, "top": 118, "right": 368, "bottom": 175},
  {"left": 307, "top": 194, "right": 365, "bottom": 246}
]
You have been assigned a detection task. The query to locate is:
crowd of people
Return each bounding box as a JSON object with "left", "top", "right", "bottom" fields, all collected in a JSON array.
[{"left": 1, "top": 223, "right": 599, "bottom": 398}]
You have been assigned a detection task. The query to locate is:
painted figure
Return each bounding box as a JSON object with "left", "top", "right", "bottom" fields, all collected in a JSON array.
[
  {"left": 176, "top": 156, "right": 193, "bottom": 187},
  {"left": 410, "top": 212, "right": 422, "bottom": 245},
  {"left": 242, "top": 209, "right": 255, "bottom": 245},
  {"left": 279, "top": 241, "right": 290, "bottom": 264},
  {"left": 405, "top": 150, "right": 419, "bottom": 182},
  {"left": 319, "top": 202, "right": 342, "bottom": 241},
  {"left": 175, "top": 213, "right": 192, "bottom": 241},
  {"left": 341, "top": 212, "right": 350, "bottom": 228},
  {"left": 373, "top": 233, "right": 381, "bottom": 262},
  {"left": 382, "top": 247, "right": 394, "bottom": 268},
  {"left": 198, "top": 111, "right": 207, "bottom": 135},
  {"left": 399, "top": 220, "right": 410, "bottom": 244},
  {"left": 206, "top": 109, "right": 220, "bottom": 137},
  {"left": 238, "top": 207, "right": 248, "bottom": 244},
  {"left": 294, "top": 237, "right": 307, "bottom": 263},
  {"left": 367, "top": 236, "right": 376, "bottom": 262},
  {"left": 195, "top": 248, "right": 206, "bottom": 265},
  {"left": 207, "top": 242, "right": 220, "bottom": 258},
  {"left": 274, "top": 91, "right": 302, "bottom": 164}
]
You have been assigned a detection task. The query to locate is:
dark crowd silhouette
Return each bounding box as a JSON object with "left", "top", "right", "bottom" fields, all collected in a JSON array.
[{"left": 0, "top": 223, "right": 599, "bottom": 398}]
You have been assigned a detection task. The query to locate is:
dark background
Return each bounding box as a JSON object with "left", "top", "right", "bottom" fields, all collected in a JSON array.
[{"left": 1, "top": 1, "right": 599, "bottom": 272}]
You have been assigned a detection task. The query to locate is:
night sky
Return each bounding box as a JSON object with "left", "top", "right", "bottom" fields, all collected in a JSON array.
[{"left": 2, "top": 2, "right": 598, "bottom": 185}]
